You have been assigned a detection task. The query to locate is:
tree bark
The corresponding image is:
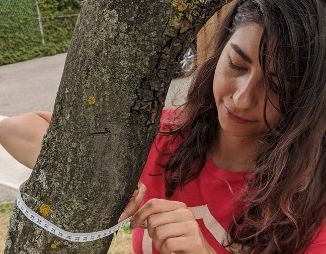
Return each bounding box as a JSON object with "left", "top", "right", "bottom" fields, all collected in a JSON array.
[{"left": 5, "top": 0, "right": 228, "bottom": 253}]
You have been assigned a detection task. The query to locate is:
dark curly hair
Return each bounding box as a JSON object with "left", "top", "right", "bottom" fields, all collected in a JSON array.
[{"left": 160, "top": 0, "right": 326, "bottom": 253}]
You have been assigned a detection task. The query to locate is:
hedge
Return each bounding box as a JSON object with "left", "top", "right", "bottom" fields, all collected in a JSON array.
[{"left": 0, "top": 0, "right": 81, "bottom": 65}]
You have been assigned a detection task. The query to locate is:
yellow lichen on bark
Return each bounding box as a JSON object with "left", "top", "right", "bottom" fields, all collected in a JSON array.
[
  {"left": 39, "top": 204, "right": 51, "bottom": 218},
  {"left": 50, "top": 242, "right": 58, "bottom": 250},
  {"left": 87, "top": 96, "right": 96, "bottom": 105},
  {"left": 172, "top": 0, "right": 188, "bottom": 12}
]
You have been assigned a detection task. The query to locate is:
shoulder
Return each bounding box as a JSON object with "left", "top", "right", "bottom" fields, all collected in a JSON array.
[
  {"left": 140, "top": 107, "right": 185, "bottom": 179},
  {"left": 159, "top": 107, "right": 185, "bottom": 132},
  {"left": 304, "top": 223, "right": 326, "bottom": 253},
  {"left": 154, "top": 107, "right": 185, "bottom": 152}
]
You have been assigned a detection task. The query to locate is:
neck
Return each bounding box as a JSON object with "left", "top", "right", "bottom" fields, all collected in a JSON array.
[{"left": 210, "top": 128, "right": 261, "bottom": 172}]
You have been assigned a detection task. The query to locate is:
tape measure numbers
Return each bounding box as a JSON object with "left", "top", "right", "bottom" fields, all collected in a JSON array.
[{"left": 16, "top": 192, "right": 131, "bottom": 242}]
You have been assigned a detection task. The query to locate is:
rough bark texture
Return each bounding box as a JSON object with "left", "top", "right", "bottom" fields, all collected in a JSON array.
[{"left": 5, "top": 0, "right": 227, "bottom": 253}]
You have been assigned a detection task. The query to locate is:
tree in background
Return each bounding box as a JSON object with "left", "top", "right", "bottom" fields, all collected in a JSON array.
[{"left": 5, "top": 0, "right": 227, "bottom": 253}]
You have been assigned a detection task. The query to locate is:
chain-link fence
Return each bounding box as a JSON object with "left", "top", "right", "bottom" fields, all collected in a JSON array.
[{"left": 0, "top": 0, "right": 81, "bottom": 65}]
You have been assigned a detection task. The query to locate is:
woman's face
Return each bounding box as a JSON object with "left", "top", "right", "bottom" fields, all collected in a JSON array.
[{"left": 213, "top": 23, "right": 280, "bottom": 138}]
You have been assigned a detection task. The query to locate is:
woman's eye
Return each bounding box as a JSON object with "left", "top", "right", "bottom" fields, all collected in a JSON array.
[{"left": 228, "top": 57, "right": 247, "bottom": 72}]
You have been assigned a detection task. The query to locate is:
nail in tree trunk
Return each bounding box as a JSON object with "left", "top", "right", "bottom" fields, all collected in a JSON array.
[{"left": 5, "top": 0, "right": 228, "bottom": 253}]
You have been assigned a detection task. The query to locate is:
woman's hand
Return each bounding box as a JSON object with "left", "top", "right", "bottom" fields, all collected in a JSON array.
[
  {"left": 119, "top": 182, "right": 147, "bottom": 222},
  {"left": 131, "top": 199, "right": 216, "bottom": 254}
]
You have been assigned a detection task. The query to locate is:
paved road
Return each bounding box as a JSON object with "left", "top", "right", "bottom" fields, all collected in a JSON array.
[
  {"left": 0, "top": 53, "right": 190, "bottom": 202},
  {"left": 0, "top": 53, "right": 65, "bottom": 116}
]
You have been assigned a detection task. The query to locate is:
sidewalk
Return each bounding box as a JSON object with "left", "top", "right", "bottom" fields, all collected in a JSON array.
[
  {"left": 0, "top": 54, "right": 191, "bottom": 202},
  {"left": 0, "top": 53, "right": 65, "bottom": 116}
]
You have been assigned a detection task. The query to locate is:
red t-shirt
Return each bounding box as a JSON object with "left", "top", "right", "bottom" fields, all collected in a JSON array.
[{"left": 132, "top": 109, "right": 326, "bottom": 254}]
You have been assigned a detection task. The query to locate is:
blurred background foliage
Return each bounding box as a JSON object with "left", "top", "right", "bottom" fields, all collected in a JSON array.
[{"left": 0, "top": 0, "right": 82, "bottom": 65}]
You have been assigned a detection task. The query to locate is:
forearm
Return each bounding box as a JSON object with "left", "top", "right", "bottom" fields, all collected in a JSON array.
[
  {"left": 0, "top": 112, "right": 52, "bottom": 169},
  {"left": 34, "top": 111, "right": 52, "bottom": 123}
]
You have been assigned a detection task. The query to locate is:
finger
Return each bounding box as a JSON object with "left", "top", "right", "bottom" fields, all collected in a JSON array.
[
  {"left": 130, "top": 181, "right": 146, "bottom": 198},
  {"left": 160, "top": 236, "right": 191, "bottom": 254},
  {"left": 131, "top": 199, "right": 187, "bottom": 228},
  {"left": 147, "top": 208, "right": 195, "bottom": 237},
  {"left": 138, "top": 182, "right": 146, "bottom": 196},
  {"left": 161, "top": 234, "right": 206, "bottom": 254},
  {"left": 119, "top": 183, "right": 147, "bottom": 221},
  {"left": 137, "top": 181, "right": 141, "bottom": 190},
  {"left": 130, "top": 182, "right": 146, "bottom": 198},
  {"left": 151, "top": 221, "right": 198, "bottom": 251}
]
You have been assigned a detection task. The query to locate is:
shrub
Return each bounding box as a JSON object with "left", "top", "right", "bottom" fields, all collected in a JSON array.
[{"left": 0, "top": 0, "right": 81, "bottom": 65}]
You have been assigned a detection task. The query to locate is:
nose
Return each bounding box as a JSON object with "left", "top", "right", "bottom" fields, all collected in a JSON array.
[{"left": 232, "top": 75, "right": 261, "bottom": 110}]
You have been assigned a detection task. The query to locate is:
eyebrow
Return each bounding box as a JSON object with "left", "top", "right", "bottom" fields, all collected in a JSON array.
[{"left": 230, "top": 43, "right": 253, "bottom": 64}]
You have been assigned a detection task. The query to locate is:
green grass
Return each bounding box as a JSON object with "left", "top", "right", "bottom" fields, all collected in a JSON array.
[
  {"left": 0, "top": 202, "right": 14, "bottom": 253},
  {"left": 0, "top": 202, "right": 14, "bottom": 214},
  {"left": 121, "top": 223, "right": 132, "bottom": 234}
]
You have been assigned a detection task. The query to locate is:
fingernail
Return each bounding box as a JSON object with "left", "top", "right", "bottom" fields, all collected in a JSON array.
[
  {"left": 118, "top": 213, "right": 126, "bottom": 223},
  {"left": 140, "top": 221, "right": 147, "bottom": 228}
]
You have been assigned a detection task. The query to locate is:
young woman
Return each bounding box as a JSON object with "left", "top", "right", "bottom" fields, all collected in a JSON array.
[{"left": 1, "top": 0, "right": 325, "bottom": 253}]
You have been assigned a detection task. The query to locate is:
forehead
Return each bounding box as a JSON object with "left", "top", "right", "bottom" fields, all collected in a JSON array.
[
  {"left": 227, "top": 23, "right": 263, "bottom": 55},
  {"left": 226, "top": 23, "right": 278, "bottom": 75}
]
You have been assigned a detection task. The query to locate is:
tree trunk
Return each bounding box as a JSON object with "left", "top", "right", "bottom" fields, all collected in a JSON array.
[{"left": 5, "top": 0, "right": 227, "bottom": 253}]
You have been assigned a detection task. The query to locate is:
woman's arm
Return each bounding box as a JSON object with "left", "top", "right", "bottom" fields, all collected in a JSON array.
[{"left": 0, "top": 111, "right": 52, "bottom": 169}]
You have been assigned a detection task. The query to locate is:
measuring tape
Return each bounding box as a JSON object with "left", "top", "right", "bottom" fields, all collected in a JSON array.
[{"left": 16, "top": 191, "right": 131, "bottom": 242}]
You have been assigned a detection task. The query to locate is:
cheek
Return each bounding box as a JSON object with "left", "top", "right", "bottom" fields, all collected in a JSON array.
[
  {"left": 213, "top": 78, "right": 222, "bottom": 103},
  {"left": 265, "top": 100, "right": 281, "bottom": 128},
  {"left": 213, "top": 65, "right": 229, "bottom": 103}
]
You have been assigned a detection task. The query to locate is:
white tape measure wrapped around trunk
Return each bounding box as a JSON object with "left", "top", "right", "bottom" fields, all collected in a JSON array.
[{"left": 16, "top": 192, "right": 131, "bottom": 242}]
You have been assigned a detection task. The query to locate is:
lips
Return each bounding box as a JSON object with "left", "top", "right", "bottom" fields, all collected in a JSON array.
[{"left": 224, "top": 106, "right": 254, "bottom": 124}]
